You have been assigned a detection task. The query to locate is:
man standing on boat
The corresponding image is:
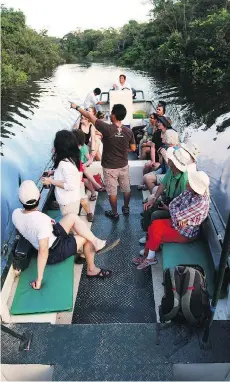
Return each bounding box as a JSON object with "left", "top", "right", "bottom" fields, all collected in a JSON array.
[
  {"left": 70, "top": 102, "right": 136, "bottom": 220},
  {"left": 113, "top": 74, "right": 131, "bottom": 91}
]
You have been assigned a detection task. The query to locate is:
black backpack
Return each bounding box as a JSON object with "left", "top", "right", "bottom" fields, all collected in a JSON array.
[{"left": 159, "top": 265, "right": 211, "bottom": 326}]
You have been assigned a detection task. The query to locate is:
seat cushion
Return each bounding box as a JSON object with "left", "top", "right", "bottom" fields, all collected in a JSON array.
[{"left": 162, "top": 239, "right": 215, "bottom": 295}]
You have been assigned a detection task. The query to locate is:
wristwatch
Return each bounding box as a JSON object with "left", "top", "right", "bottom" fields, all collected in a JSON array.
[{"left": 75, "top": 105, "right": 80, "bottom": 110}]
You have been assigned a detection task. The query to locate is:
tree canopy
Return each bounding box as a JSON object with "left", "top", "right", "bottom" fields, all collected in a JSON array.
[
  {"left": 2, "top": 1, "right": 230, "bottom": 89},
  {"left": 61, "top": 0, "right": 230, "bottom": 85},
  {"left": 1, "top": 6, "right": 64, "bottom": 90}
]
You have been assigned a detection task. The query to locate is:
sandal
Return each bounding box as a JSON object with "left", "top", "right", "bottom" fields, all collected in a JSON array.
[
  {"left": 90, "top": 194, "right": 97, "bottom": 201},
  {"left": 137, "top": 185, "right": 148, "bottom": 191},
  {"left": 137, "top": 184, "right": 144, "bottom": 190},
  {"left": 96, "top": 238, "right": 120, "bottom": 255},
  {"left": 97, "top": 187, "right": 106, "bottom": 192},
  {"left": 122, "top": 206, "right": 129, "bottom": 215},
  {"left": 87, "top": 213, "right": 94, "bottom": 222},
  {"left": 105, "top": 210, "right": 119, "bottom": 220},
  {"left": 87, "top": 269, "right": 112, "bottom": 279}
]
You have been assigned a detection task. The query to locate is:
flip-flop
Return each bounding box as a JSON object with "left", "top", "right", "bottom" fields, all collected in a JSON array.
[
  {"left": 96, "top": 238, "right": 120, "bottom": 255},
  {"left": 87, "top": 269, "right": 112, "bottom": 279}
]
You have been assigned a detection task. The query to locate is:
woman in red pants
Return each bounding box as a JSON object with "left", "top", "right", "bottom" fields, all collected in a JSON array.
[{"left": 132, "top": 170, "right": 210, "bottom": 269}]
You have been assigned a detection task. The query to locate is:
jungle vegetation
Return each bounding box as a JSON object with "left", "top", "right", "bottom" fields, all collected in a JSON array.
[{"left": 2, "top": 0, "right": 230, "bottom": 89}]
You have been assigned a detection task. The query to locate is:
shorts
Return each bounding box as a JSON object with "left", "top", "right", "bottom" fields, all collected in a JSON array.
[
  {"left": 145, "top": 171, "right": 165, "bottom": 185},
  {"left": 48, "top": 223, "right": 77, "bottom": 264},
  {"left": 59, "top": 201, "right": 80, "bottom": 216},
  {"left": 156, "top": 174, "right": 165, "bottom": 184},
  {"left": 103, "top": 165, "right": 130, "bottom": 196}
]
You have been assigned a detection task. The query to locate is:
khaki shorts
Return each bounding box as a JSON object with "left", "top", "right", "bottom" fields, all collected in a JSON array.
[
  {"left": 59, "top": 201, "right": 80, "bottom": 216},
  {"left": 103, "top": 165, "right": 130, "bottom": 196}
]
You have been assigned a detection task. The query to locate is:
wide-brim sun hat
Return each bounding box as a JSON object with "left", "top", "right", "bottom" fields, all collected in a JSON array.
[
  {"left": 188, "top": 171, "right": 210, "bottom": 195},
  {"left": 19, "top": 180, "right": 40, "bottom": 205},
  {"left": 167, "top": 147, "right": 194, "bottom": 172},
  {"left": 181, "top": 142, "right": 200, "bottom": 161}
]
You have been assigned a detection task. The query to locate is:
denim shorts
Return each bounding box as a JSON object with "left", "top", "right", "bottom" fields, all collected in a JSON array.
[{"left": 47, "top": 223, "right": 77, "bottom": 265}]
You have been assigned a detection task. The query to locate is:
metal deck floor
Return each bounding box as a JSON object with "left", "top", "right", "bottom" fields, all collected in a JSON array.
[
  {"left": 2, "top": 321, "right": 230, "bottom": 381},
  {"left": 72, "top": 187, "right": 156, "bottom": 324}
]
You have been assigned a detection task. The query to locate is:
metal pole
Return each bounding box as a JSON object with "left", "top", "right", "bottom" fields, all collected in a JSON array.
[
  {"left": 1, "top": 324, "right": 33, "bottom": 351},
  {"left": 202, "top": 213, "right": 230, "bottom": 344}
]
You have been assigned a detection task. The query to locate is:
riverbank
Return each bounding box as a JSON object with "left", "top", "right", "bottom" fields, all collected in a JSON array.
[
  {"left": 61, "top": 4, "right": 230, "bottom": 86},
  {"left": 1, "top": 7, "right": 64, "bottom": 91}
]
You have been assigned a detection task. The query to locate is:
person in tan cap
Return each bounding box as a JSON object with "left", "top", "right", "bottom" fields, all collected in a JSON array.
[
  {"left": 12, "top": 181, "right": 120, "bottom": 289},
  {"left": 133, "top": 171, "right": 210, "bottom": 269}
]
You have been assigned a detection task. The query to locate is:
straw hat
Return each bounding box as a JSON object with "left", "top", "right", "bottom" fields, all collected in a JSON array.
[
  {"left": 188, "top": 171, "right": 210, "bottom": 195},
  {"left": 167, "top": 147, "right": 194, "bottom": 172},
  {"left": 181, "top": 141, "right": 200, "bottom": 161}
]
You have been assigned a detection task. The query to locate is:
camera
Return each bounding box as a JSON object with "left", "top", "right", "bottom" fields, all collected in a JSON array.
[
  {"left": 42, "top": 171, "right": 50, "bottom": 189},
  {"left": 157, "top": 200, "right": 163, "bottom": 207}
]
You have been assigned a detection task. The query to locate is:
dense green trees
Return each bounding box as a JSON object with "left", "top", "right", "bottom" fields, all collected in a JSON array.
[
  {"left": 2, "top": 1, "right": 230, "bottom": 89},
  {"left": 1, "top": 6, "right": 64, "bottom": 90},
  {"left": 61, "top": 0, "right": 230, "bottom": 85}
]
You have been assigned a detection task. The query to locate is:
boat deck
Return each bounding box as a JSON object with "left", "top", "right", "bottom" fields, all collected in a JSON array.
[{"left": 2, "top": 157, "right": 230, "bottom": 380}]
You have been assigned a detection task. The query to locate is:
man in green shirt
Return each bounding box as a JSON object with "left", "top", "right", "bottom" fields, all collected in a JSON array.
[{"left": 140, "top": 148, "right": 193, "bottom": 238}]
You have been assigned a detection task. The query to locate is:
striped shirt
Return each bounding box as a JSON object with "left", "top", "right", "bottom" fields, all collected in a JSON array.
[{"left": 169, "top": 190, "right": 210, "bottom": 238}]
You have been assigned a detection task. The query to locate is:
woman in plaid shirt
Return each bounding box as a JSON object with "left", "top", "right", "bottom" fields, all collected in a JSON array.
[{"left": 133, "top": 171, "right": 210, "bottom": 269}]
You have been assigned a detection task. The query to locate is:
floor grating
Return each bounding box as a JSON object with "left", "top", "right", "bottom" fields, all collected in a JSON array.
[{"left": 72, "top": 187, "right": 157, "bottom": 324}]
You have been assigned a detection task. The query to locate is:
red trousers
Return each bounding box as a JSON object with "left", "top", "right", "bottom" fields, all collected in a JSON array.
[{"left": 146, "top": 219, "right": 190, "bottom": 251}]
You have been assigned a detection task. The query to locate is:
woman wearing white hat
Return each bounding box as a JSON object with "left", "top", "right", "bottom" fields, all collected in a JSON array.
[
  {"left": 133, "top": 171, "right": 210, "bottom": 269},
  {"left": 140, "top": 147, "right": 194, "bottom": 233}
]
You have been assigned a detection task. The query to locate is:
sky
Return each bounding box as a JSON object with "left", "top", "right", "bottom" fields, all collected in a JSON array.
[{"left": 4, "top": 0, "right": 151, "bottom": 37}]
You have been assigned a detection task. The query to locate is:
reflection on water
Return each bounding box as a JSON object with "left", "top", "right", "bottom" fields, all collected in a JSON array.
[{"left": 1, "top": 63, "right": 230, "bottom": 263}]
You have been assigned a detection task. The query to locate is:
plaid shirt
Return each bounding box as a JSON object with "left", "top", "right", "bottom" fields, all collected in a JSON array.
[{"left": 169, "top": 190, "right": 210, "bottom": 238}]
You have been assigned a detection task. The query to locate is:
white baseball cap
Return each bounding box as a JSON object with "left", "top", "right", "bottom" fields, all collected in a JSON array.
[
  {"left": 19, "top": 180, "right": 40, "bottom": 206},
  {"left": 188, "top": 171, "right": 210, "bottom": 195},
  {"left": 167, "top": 147, "right": 194, "bottom": 172}
]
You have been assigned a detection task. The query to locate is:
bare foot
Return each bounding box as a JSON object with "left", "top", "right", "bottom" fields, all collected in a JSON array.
[
  {"left": 87, "top": 266, "right": 101, "bottom": 276},
  {"left": 93, "top": 238, "right": 106, "bottom": 252}
]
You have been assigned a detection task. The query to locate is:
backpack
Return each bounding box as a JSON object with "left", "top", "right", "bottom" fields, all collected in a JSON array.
[{"left": 159, "top": 265, "right": 211, "bottom": 326}]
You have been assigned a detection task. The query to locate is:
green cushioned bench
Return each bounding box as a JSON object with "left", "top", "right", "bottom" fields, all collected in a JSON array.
[
  {"left": 162, "top": 239, "right": 215, "bottom": 296},
  {"left": 133, "top": 111, "right": 147, "bottom": 119},
  {"left": 10, "top": 208, "right": 74, "bottom": 316},
  {"left": 10, "top": 255, "right": 74, "bottom": 315}
]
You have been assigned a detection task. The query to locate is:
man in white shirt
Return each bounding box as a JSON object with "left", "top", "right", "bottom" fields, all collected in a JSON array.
[
  {"left": 84, "top": 88, "right": 105, "bottom": 110},
  {"left": 113, "top": 74, "right": 131, "bottom": 91},
  {"left": 12, "top": 181, "right": 119, "bottom": 289}
]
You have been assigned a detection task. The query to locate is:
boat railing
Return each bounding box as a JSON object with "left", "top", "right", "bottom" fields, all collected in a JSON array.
[{"left": 100, "top": 89, "right": 145, "bottom": 104}]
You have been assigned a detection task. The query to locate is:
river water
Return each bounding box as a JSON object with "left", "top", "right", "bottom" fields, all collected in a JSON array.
[{"left": 1, "top": 63, "right": 230, "bottom": 258}]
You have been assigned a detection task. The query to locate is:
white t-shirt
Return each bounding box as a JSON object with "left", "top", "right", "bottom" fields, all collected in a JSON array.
[
  {"left": 84, "top": 91, "right": 98, "bottom": 109},
  {"left": 115, "top": 81, "right": 132, "bottom": 90},
  {"left": 54, "top": 160, "right": 81, "bottom": 206},
  {"left": 12, "top": 209, "right": 56, "bottom": 250}
]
